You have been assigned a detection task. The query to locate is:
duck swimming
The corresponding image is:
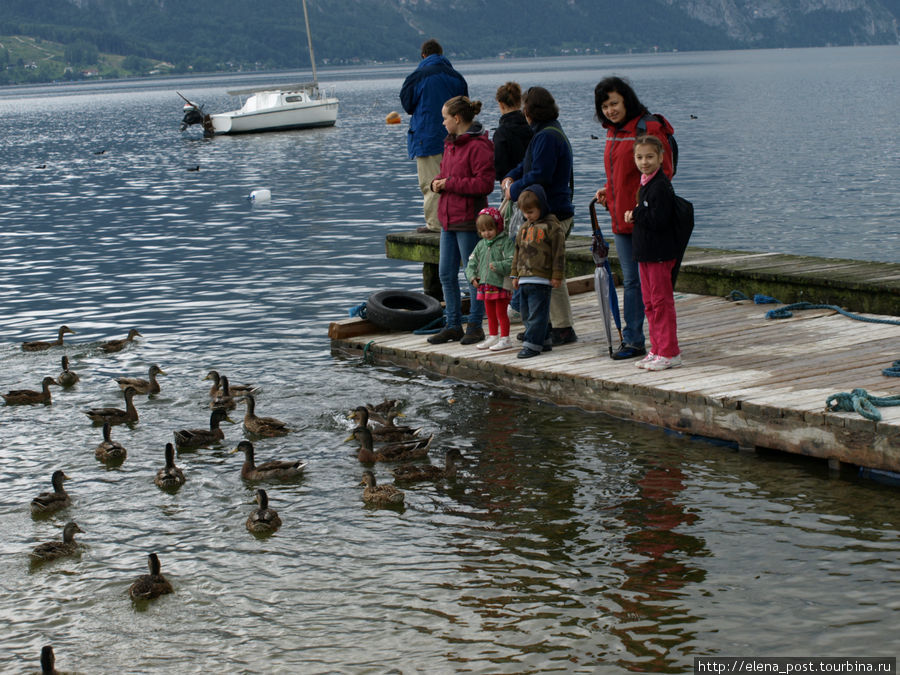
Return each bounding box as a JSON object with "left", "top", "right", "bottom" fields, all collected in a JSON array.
[
  {"left": 392, "top": 448, "right": 462, "bottom": 483},
  {"left": 232, "top": 440, "right": 306, "bottom": 481},
  {"left": 204, "top": 370, "right": 256, "bottom": 398},
  {"left": 174, "top": 407, "right": 233, "bottom": 450},
  {"left": 246, "top": 488, "right": 282, "bottom": 534},
  {"left": 31, "top": 470, "right": 71, "bottom": 515},
  {"left": 360, "top": 470, "right": 405, "bottom": 507},
  {"left": 347, "top": 425, "right": 433, "bottom": 463},
  {"left": 84, "top": 386, "right": 139, "bottom": 425},
  {"left": 154, "top": 443, "right": 185, "bottom": 490},
  {"left": 129, "top": 552, "right": 173, "bottom": 601},
  {"left": 210, "top": 375, "right": 238, "bottom": 411},
  {"left": 2, "top": 376, "right": 58, "bottom": 405},
  {"left": 242, "top": 394, "right": 289, "bottom": 437},
  {"left": 116, "top": 364, "right": 166, "bottom": 395},
  {"left": 56, "top": 355, "right": 80, "bottom": 387},
  {"left": 100, "top": 328, "right": 141, "bottom": 353},
  {"left": 349, "top": 405, "right": 419, "bottom": 442},
  {"left": 22, "top": 325, "right": 75, "bottom": 352},
  {"left": 30, "top": 521, "right": 84, "bottom": 562},
  {"left": 95, "top": 422, "right": 127, "bottom": 464},
  {"left": 38, "top": 645, "right": 65, "bottom": 675}
]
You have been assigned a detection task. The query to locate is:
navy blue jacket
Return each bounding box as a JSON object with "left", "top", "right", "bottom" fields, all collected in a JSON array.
[
  {"left": 400, "top": 54, "right": 468, "bottom": 159},
  {"left": 506, "top": 120, "right": 574, "bottom": 220}
]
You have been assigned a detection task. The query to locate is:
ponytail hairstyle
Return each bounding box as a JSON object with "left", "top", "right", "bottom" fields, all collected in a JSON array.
[
  {"left": 444, "top": 95, "right": 483, "bottom": 123},
  {"left": 495, "top": 82, "right": 523, "bottom": 109}
]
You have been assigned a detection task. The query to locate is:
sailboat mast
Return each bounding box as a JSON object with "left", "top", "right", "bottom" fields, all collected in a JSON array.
[{"left": 302, "top": 0, "right": 318, "bottom": 84}]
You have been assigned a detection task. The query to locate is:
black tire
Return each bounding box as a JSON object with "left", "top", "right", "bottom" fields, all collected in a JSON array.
[{"left": 366, "top": 289, "right": 443, "bottom": 332}]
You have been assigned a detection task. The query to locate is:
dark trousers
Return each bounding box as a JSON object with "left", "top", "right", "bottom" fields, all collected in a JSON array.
[{"left": 519, "top": 283, "right": 552, "bottom": 352}]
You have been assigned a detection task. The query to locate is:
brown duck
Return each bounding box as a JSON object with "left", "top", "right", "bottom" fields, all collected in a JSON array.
[
  {"left": 246, "top": 488, "right": 282, "bottom": 534},
  {"left": 129, "top": 552, "right": 173, "bottom": 601},
  {"left": 232, "top": 440, "right": 306, "bottom": 481},
  {"left": 154, "top": 443, "right": 186, "bottom": 490},
  {"left": 22, "top": 325, "right": 75, "bottom": 352},
  {"left": 84, "top": 386, "right": 139, "bottom": 425},
  {"left": 242, "top": 394, "right": 289, "bottom": 437},
  {"left": 56, "top": 355, "right": 80, "bottom": 387},
  {"left": 360, "top": 470, "right": 405, "bottom": 507},
  {"left": 2, "top": 376, "right": 58, "bottom": 405},
  {"left": 392, "top": 448, "right": 462, "bottom": 482},
  {"left": 30, "top": 522, "right": 84, "bottom": 562},
  {"left": 204, "top": 370, "right": 256, "bottom": 398},
  {"left": 174, "top": 407, "right": 233, "bottom": 450},
  {"left": 100, "top": 328, "right": 141, "bottom": 353},
  {"left": 95, "top": 422, "right": 127, "bottom": 463},
  {"left": 31, "top": 470, "right": 71, "bottom": 515},
  {"left": 116, "top": 364, "right": 165, "bottom": 395},
  {"left": 347, "top": 425, "right": 432, "bottom": 463}
]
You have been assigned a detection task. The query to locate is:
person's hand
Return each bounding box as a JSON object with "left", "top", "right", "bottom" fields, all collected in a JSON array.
[
  {"left": 501, "top": 178, "right": 513, "bottom": 200},
  {"left": 431, "top": 178, "right": 446, "bottom": 193},
  {"left": 471, "top": 278, "right": 479, "bottom": 287},
  {"left": 595, "top": 186, "right": 607, "bottom": 206},
  {"left": 624, "top": 210, "right": 633, "bottom": 223},
  {"left": 512, "top": 278, "right": 519, "bottom": 289},
  {"left": 488, "top": 262, "right": 496, "bottom": 272},
  {"left": 550, "top": 279, "right": 561, "bottom": 288}
]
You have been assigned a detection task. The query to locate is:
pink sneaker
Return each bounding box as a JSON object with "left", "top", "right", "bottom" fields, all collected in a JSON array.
[
  {"left": 645, "top": 354, "right": 683, "bottom": 371},
  {"left": 635, "top": 352, "right": 657, "bottom": 369}
]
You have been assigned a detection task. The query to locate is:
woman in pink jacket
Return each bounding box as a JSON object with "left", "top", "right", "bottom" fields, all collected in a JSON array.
[{"left": 426, "top": 96, "right": 495, "bottom": 345}]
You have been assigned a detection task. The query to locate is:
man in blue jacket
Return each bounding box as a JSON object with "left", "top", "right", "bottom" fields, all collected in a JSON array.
[{"left": 400, "top": 39, "right": 468, "bottom": 233}]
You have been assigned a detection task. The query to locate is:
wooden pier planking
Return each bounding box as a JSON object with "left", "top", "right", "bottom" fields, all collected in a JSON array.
[{"left": 331, "top": 288, "right": 899, "bottom": 472}]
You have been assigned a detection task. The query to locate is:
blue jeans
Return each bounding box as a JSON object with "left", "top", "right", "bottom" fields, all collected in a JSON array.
[
  {"left": 614, "top": 232, "right": 645, "bottom": 348},
  {"left": 518, "top": 283, "right": 552, "bottom": 352},
  {"left": 439, "top": 229, "right": 484, "bottom": 328}
]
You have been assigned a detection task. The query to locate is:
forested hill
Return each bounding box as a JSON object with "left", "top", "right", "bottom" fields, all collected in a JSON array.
[{"left": 2, "top": 0, "right": 899, "bottom": 84}]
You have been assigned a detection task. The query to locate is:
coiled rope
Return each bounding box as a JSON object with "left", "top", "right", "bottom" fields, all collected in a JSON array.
[
  {"left": 766, "top": 302, "right": 900, "bottom": 325},
  {"left": 825, "top": 388, "right": 900, "bottom": 422}
]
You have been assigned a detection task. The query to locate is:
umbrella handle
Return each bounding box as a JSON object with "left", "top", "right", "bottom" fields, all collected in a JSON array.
[{"left": 589, "top": 197, "right": 600, "bottom": 233}]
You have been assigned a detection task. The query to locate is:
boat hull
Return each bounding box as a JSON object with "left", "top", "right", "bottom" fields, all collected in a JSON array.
[{"left": 210, "top": 98, "right": 338, "bottom": 135}]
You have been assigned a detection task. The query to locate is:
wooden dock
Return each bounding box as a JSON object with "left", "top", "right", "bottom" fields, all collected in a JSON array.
[{"left": 330, "top": 281, "right": 900, "bottom": 473}]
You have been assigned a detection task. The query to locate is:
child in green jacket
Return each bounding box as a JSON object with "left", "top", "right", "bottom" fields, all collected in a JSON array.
[{"left": 465, "top": 207, "right": 516, "bottom": 351}]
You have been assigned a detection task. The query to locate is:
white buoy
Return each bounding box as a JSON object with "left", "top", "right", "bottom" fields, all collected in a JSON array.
[{"left": 248, "top": 188, "right": 271, "bottom": 203}]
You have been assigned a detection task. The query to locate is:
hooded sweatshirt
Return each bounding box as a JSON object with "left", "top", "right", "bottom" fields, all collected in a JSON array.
[
  {"left": 432, "top": 121, "right": 495, "bottom": 231},
  {"left": 510, "top": 184, "right": 566, "bottom": 283},
  {"left": 493, "top": 110, "right": 533, "bottom": 180},
  {"left": 400, "top": 54, "right": 469, "bottom": 159}
]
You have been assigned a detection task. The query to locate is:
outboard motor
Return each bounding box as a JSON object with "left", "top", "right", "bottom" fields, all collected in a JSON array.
[{"left": 180, "top": 103, "right": 206, "bottom": 131}]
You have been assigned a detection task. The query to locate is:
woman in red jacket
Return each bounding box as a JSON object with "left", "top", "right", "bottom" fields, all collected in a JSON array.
[
  {"left": 427, "top": 96, "right": 495, "bottom": 345},
  {"left": 594, "top": 76, "right": 675, "bottom": 360}
]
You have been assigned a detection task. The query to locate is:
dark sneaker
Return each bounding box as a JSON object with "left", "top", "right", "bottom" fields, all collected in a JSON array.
[
  {"left": 416, "top": 226, "right": 440, "bottom": 234},
  {"left": 611, "top": 343, "right": 647, "bottom": 360},
  {"left": 516, "top": 331, "right": 525, "bottom": 341},
  {"left": 427, "top": 326, "right": 463, "bottom": 344},
  {"left": 517, "top": 347, "right": 541, "bottom": 359},
  {"left": 550, "top": 327, "right": 578, "bottom": 346},
  {"left": 459, "top": 325, "right": 485, "bottom": 345}
]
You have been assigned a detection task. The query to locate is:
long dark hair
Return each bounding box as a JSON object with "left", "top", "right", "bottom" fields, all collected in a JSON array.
[
  {"left": 594, "top": 76, "right": 648, "bottom": 125},
  {"left": 522, "top": 87, "right": 559, "bottom": 123}
]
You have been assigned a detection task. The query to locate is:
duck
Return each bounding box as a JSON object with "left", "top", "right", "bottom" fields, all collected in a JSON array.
[
  {"left": 99, "top": 328, "right": 141, "bottom": 353},
  {"left": 246, "top": 488, "right": 282, "bottom": 534},
  {"left": 349, "top": 405, "right": 420, "bottom": 442},
  {"left": 210, "top": 375, "right": 238, "bottom": 411},
  {"left": 173, "top": 407, "right": 233, "bottom": 450},
  {"left": 37, "top": 645, "right": 65, "bottom": 675},
  {"left": 232, "top": 440, "right": 306, "bottom": 481},
  {"left": 347, "top": 425, "right": 433, "bottom": 463},
  {"left": 360, "top": 470, "right": 405, "bottom": 507},
  {"left": 30, "top": 521, "right": 84, "bottom": 562},
  {"left": 242, "top": 393, "right": 289, "bottom": 437},
  {"left": 31, "top": 470, "right": 71, "bottom": 515},
  {"left": 84, "top": 386, "right": 139, "bottom": 425},
  {"left": 56, "top": 355, "right": 80, "bottom": 387},
  {"left": 116, "top": 364, "right": 166, "bottom": 395},
  {"left": 392, "top": 448, "right": 462, "bottom": 483},
  {"left": 154, "top": 443, "right": 186, "bottom": 490},
  {"left": 22, "top": 325, "right": 75, "bottom": 352},
  {"left": 2, "top": 376, "right": 58, "bottom": 405},
  {"left": 94, "top": 422, "right": 127, "bottom": 463},
  {"left": 364, "top": 398, "right": 404, "bottom": 425},
  {"left": 129, "top": 552, "right": 173, "bottom": 601},
  {"left": 203, "top": 370, "right": 256, "bottom": 399}
]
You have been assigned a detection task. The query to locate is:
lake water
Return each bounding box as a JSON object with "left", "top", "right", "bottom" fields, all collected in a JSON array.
[{"left": 1, "top": 47, "right": 898, "bottom": 673}]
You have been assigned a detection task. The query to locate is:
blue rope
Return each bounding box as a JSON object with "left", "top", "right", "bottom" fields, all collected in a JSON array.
[
  {"left": 884, "top": 360, "right": 900, "bottom": 377},
  {"left": 826, "top": 388, "right": 900, "bottom": 422},
  {"left": 726, "top": 290, "right": 781, "bottom": 304},
  {"left": 726, "top": 290, "right": 749, "bottom": 301},
  {"left": 766, "top": 302, "right": 900, "bottom": 325},
  {"left": 411, "top": 309, "right": 473, "bottom": 335},
  {"left": 349, "top": 302, "right": 367, "bottom": 319}
]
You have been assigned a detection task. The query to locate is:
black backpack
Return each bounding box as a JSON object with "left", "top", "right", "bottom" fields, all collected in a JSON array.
[
  {"left": 637, "top": 113, "right": 678, "bottom": 176},
  {"left": 670, "top": 193, "right": 694, "bottom": 286}
]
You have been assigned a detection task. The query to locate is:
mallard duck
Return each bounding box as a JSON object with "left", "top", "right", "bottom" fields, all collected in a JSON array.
[
  {"left": 30, "top": 521, "right": 84, "bottom": 562},
  {"left": 37, "top": 645, "right": 65, "bottom": 675},
  {"left": 349, "top": 406, "right": 419, "bottom": 442},
  {"left": 56, "top": 355, "right": 80, "bottom": 387},
  {"left": 242, "top": 394, "right": 289, "bottom": 437},
  {"left": 204, "top": 370, "right": 256, "bottom": 398},
  {"left": 210, "top": 375, "right": 238, "bottom": 411},
  {"left": 129, "top": 552, "right": 173, "bottom": 601},
  {"left": 22, "top": 325, "right": 75, "bottom": 352},
  {"left": 246, "top": 488, "right": 282, "bottom": 534},
  {"left": 100, "top": 328, "right": 141, "bottom": 353},
  {"left": 347, "top": 425, "right": 433, "bottom": 463},
  {"left": 2, "top": 376, "right": 58, "bottom": 405},
  {"left": 365, "top": 398, "right": 404, "bottom": 425},
  {"left": 232, "top": 440, "right": 306, "bottom": 481},
  {"left": 94, "top": 422, "right": 127, "bottom": 463},
  {"left": 116, "top": 364, "right": 166, "bottom": 395},
  {"left": 154, "top": 443, "right": 185, "bottom": 490},
  {"left": 173, "top": 407, "right": 233, "bottom": 450},
  {"left": 84, "top": 386, "right": 139, "bottom": 425},
  {"left": 360, "top": 470, "right": 405, "bottom": 507},
  {"left": 31, "top": 470, "right": 71, "bottom": 515},
  {"left": 392, "top": 448, "right": 462, "bottom": 482}
]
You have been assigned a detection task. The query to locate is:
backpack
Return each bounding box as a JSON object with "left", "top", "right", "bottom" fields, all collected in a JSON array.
[
  {"left": 637, "top": 113, "right": 678, "bottom": 176},
  {"left": 670, "top": 193, "right": 694, "bottom": 286}
]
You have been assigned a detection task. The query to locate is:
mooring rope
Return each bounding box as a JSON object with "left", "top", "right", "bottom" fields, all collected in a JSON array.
[
  {"left": 361, "top": 340, "right": 375, "bottom": 364},
  {"left": 766, "top": 302, "right": 900, "bottom": 325},
  {"left": 883, "top": 360, "right": 900, "bottom": 377},
  {"left": 826, "top": 388, "right": 900, "bottom": 422},
  {"left": 348, "top": 302, "right": 367, "bottom": 319}
]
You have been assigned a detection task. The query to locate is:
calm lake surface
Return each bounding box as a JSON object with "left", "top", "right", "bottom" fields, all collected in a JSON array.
[{"left": 1, "top": 47, "right": 898, "bottom": 673}]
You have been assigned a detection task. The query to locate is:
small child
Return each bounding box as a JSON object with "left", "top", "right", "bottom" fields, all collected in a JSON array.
[
  {"left": 509, "top": 185, "right": 565, "bottom": 359},
  {"left": 624, "top": 134, "right": 682, "bottom": 371},
  {"left": 465, "top": 207, "right": 516, "bottom": 351}
]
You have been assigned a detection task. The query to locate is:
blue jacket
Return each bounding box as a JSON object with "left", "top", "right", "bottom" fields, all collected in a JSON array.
[
  {"left": 506, "top": 120, "right": 574, "bottom": 220},
  {"left": 400, "top": 54, "right": 468, "bottom": 159}
]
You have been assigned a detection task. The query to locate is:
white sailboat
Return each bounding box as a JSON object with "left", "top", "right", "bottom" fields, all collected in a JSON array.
[{"left": 179, "top": 0, "right": 338, "bottom": 135}]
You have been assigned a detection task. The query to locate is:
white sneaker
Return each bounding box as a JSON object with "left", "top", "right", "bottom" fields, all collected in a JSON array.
[
  {"left": 476, "top": 335, "right": 500, "bottom": 350},
  {"left": 645, "top": 354, "right": 683, "bottom": 371},
  {"left": 507, "top": 307, "right": 522, "bottom": 324},
  {"left": 489, "top": 336, "right": 515, "bottom": 351},
  {"left": 635, "top": 352, "right": 658, "bottom": 369}
]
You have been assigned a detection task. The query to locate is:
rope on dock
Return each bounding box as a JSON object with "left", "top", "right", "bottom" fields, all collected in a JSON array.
[
  {"left": 362, "top": 340, "right": 375, "bottom": 364},
  {"left": 349, "top": 302, "right": 367, "bottom": 319},
  {"left": 826, "top": 388, "right": 900, "bottom": 422},
  {"left": 884, "top": 360, "right": 900, "bottom": 377},
  {"left": 726, "top": 290, "right": 781, "bottom": 304},
  {"left": 766, "top": 302, "right": 900, "bottom": 324}
]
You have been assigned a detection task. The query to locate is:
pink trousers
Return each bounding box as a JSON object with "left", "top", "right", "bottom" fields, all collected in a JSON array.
[
  {"left": 484, "top": 296, "right": 511, "bottom": 337},
  {"left": 639, "top": 260, "right": 679, "bottom": 358}
]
